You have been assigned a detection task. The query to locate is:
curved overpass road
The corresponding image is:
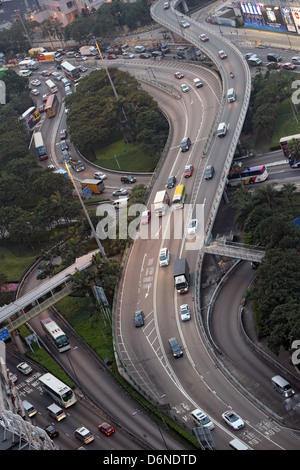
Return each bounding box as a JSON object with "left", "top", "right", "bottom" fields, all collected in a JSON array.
[{"left": 117, "top": 2, "right": 300, "bottom": 450}]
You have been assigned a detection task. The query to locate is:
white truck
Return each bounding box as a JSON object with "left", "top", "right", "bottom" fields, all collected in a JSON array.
[
  {"left": 79, "top": 46, "right": 98, "bottom": 56},
  {"left": 153, "top": 190, "right": 170, "bottom": 216}
]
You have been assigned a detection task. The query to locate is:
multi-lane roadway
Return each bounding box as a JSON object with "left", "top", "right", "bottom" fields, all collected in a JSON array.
[{"left": 10, "top": 3, "right": 300, "bottom": 451}]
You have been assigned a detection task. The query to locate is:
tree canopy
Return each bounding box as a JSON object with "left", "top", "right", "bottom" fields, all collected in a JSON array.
[
  {"left": 66, "top": 68, "right": 168, "bottom": 156},
  {"left": 233, "top": 183, "right": 300, "bottom": 355}
]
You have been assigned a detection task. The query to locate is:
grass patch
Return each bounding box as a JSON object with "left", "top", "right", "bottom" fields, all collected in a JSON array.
[
  {"left": 0, "top": 245, "right": 37, "bottom": 280},
  {"left": 94, "top": 139, "right": 157, "bottom": 172},
  {"left": 255, "top": 97, "right": 300, "bottom": 154},
  {"left": 18, "top": 325, "right": 75, "bottom": 389},
  {"left": 271, "top": 98, "right": 300, "bottom": 148}
]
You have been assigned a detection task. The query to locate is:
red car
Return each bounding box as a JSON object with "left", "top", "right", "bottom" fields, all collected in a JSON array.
[
  {"left": 107, "top": 54, "right": 117, "bottom": 60},
  {"left": 282, "top": 62, "right": 296, "bottom": 70},
  {"left": 174, "top": 72, "right": 184, "bottom": 79},
  {"left": 98, "top": 422, "right": 115, "bottom": 436},
  {"left": 199, "top": 34, "right": 209, "bottom": 42},
  {"left": 184, "top": 164, "right": 194, "bottom": 178},
  {"left": 141, "top": 210, "right": 151, "bottom": 224},
  {"left": 218, "top": 50, "right": 227, "bottom": 59}
]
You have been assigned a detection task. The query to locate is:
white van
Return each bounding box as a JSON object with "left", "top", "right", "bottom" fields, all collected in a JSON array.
[
  {"left": 271, "top": 375, "right": 295, "bottom": 397},
  {"left": 62, "top": 78, "right": 71, "bottom": 88},
  {"left": 227, "top": 88, "right": 236, "bottom": 103},
  {"left": 47, "top": 403, "right": 66, "bottom": 421},
  {"left": 22, "top": 400, "right": 37, "bottom": 418},
  {"left": 217, "top": 122, "right": 227, "bottom": 137},
  {"left": 193, "top": 78, "right": 203, "bottom": 88},
  {"left": 112, "top": 197, "right": 129, "bottom": 208},
  {"left": 191, "top": 408, "right": 214, "bottom": 430},
  {"left": 134, "top": 45, "right": 145, "bottom": 53},
  {"left": 19, "top": 69, "right": 32, "bottom": 77},
  {"left": 229, "top": 438, "right": 252, "bottom": 450},
  {"left": 248, "top": 57, "right": 262, "bottom": 66}
]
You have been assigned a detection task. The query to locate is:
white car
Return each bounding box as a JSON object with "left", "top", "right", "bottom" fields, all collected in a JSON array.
[
  {"left": 94, "top": 172, "right": 107, "bottom": 180},
  {"left": 180, "top": 20, "right": 190, "bottom": 28},
  {"left": 181, "top": 83, "right": 190, "bottom": 93},
  {"left": 31, "top": 79, "right": 41, "bottom": 86},
  {"left": 16, "top": 362, "right": 33, "bottom": 375},
  {"left": 180, "top": 304, "right": 191, "bottom": 321},
  {"left": 31, "top": 89, "right": 39, "bottom": 96},
  {"left": 187, "top": 219, "right": 198, "bottom": 235},
  {"left": 222, "top": 410, "right": 245, "bottom": 430},
  {"left": 74, "top": 426, "right": 94, "bottom": 444},
  {"left": 159, "top": 247, "right": 170, "bottom": 267},
  {"left": 122, "top": 52, "right": 135, "bottom": 59}
]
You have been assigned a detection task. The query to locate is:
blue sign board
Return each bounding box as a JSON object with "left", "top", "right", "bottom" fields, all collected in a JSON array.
[
  {"left": 83, "top": 185, "right": 91, "bottom": 199},
  {"left": 0, "top": 328, "right": 10, "bottom": 342}
]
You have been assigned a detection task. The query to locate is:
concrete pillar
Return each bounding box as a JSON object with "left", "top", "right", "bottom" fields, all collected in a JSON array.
[
  {"left": 11, "top": 331, "right": 27, "bottom": 354},
  {"left": 181, "top": 0, "right": 189, "bottom": 14}
]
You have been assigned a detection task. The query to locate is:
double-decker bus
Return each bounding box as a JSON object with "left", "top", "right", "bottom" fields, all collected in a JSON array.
[
  {"left": 172, "top": 184, "right": 187, "bottom": 209},
  {"left": 61, "top": 61, "right": 80, "bottom": 83},
  {"left": 44, "top": 94, "right": 59, "bottom": 118},
  {"left": 40, "top": 316, "right": 70, "bottom": 352},
  {"left": 39, "top": 373, "right": 77, "bottom": 408},
  {"left": 227, "top": 165, "right": 268, "bottom": 186},
  {"left": 45, "top": 79, "right": 58, "bottom": 93},
  {"left": 280, "top": 134, "right": 300, "bottom": 168}
]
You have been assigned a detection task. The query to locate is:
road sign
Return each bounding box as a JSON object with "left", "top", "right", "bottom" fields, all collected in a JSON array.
[{"left": 0, "top": 328, "right": 10, "bottom": 342}]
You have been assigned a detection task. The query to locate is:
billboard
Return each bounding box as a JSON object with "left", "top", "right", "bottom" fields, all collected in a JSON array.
[{"left": 239, "top": 2, "right": 298, "bottom": 33}]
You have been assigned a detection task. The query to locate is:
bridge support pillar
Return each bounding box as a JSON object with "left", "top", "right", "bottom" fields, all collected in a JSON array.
[
  {"left": 11, "top": 331, "right": 27, "bottom": 354},
  {"left": 181, "top": 0, "right": 189, "bottom": 14}
]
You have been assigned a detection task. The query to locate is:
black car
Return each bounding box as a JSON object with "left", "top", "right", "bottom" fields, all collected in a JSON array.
[
  {"left": 121, "top": 175, "right": 136, "bottom": 184},
  {"left": 139, "top": 53, "right": 151, "bottom": 59},
  {"left": 204, "top": 165, "right": 214, "bottom": 180},
  {"left": 134, "top": 310, "right": 144, "bottom": 327},
  {"left": 166, "top": 175, "right": 177, "bottom": 188},
  {"left": 44, "top": 425, "right": 59, "bottom": 438}
]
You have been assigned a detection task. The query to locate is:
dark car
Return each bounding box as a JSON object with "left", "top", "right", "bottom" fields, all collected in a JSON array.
[
  {"left": 78, "top": 66, "right": 87, "bottom": 72},
  {"left": 60, "top": 140, "right": 69, "bottom": 151},
  {"left": 204, "top": 165, "right": 214, "bottom": 180},
  {"left": 44, "top": 425, "right": 59, "bottom": 438},
  {"left": 134, "top": 310, "right": 144, "bottom": 327},
  {"left": 121, "top": 175, "right": 136, "bottom": 184},
  {"left": 180, "top": 136, "right": 191, "bottom": 152},
  {"left": 166, "top": 175, "right": 177, "bottom": 188},
  {"left": 139, "top": 53, "right": 151, "bottom": 59},
  {"left": 168, "top": 337, "right": 183, "bottom": 357}
]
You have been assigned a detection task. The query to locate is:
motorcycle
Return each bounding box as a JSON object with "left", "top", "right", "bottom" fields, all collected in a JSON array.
[{"left": 230, "top": 71, "right": 234, "bottom": 78}]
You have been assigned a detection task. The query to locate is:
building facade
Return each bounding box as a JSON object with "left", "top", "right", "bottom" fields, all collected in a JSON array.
[{"left": 31, "top": 0, "right": 107, "bottom": 26}]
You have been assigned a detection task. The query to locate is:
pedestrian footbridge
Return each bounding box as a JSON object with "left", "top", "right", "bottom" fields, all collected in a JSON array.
[
  {"left": 203, "top": 239, "right": 265, "bottom": 263},
  {"left": 0, "top": 250, "right": 100, "bottom": 334}
]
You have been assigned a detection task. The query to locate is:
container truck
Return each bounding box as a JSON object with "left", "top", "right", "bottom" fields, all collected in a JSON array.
[
  {"left": 173, "top": 258, "right": 190, "bottom": 294},
  {"left": 80, "top": 179, "right": 105, "bottom": 194},
  {"left": 153, "top": 190, "right": 170, "bottom": 216}
]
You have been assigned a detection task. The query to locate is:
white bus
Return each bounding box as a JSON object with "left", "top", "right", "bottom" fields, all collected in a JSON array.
[
  {"left": 39, "top": 373, "right": 77, "bottom": 408},
  {"left": 40, "top": 316, "right": 70, "bottom": 352},
  {"left": 45, "top": 79, "right": 58, "bottom": 93}
]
